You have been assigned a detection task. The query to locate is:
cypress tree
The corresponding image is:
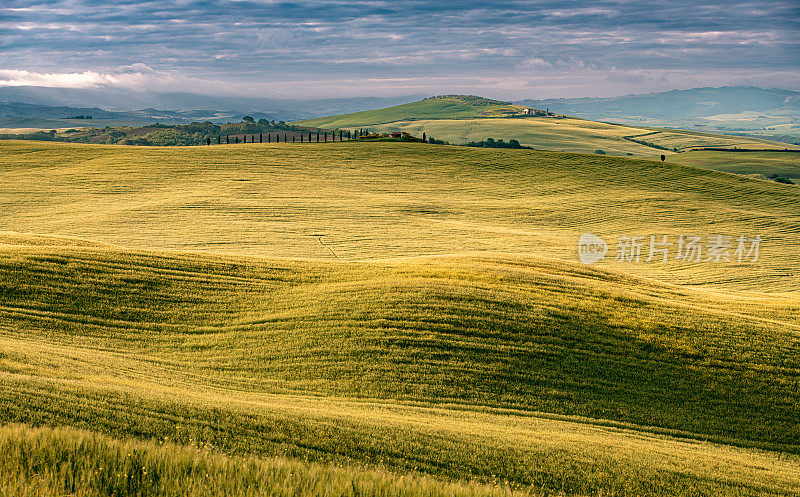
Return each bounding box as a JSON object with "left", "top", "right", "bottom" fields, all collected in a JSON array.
[
  {"left": 324, "top": 132, "right": 327, "bottom": 142},
  {"left": 267, "top": 134, "right": 271, "bottom": 143},
  {"left": 217, "top": 135, "right": 221, "bottom": 144},
  {"left": 226, "top": 135, "right": 230, "bottom": 144},
  {"left": 422, "top": 132, "right": 426, "bottom": 142},
  {"left": 316, "top": 133, "right": 319, "bottom": 143},
  {"left": 284, "top": 134, "right": 287, "bottom": 142},
  {"left": 260, "top": 133, "right": 262, "bottom": 143},
  {"left": 206, "top": 137, "right": 210, "bottom": 145}
]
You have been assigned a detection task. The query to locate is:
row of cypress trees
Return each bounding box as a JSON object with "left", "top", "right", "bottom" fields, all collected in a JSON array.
[
  {"left": 206, "top": 130, "right": 363, "bottom": 145},
  {"left": 202, "top": 128, "right": 439, "bottom": 145}
]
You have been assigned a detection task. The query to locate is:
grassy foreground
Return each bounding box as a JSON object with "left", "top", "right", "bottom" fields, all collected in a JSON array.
[{"left": 0, "top": 424, "right": 525, "bottom": 497}]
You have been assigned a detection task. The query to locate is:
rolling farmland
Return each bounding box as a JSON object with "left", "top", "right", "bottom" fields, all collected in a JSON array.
[
  {"left": 1, "top": 139, "right": 799, "bottom": 496},
  {"left": 295, "top": 96, "right": 799, "bottom": 156}
]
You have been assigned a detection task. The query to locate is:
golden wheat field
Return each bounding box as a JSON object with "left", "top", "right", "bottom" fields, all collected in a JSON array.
[{"left": 1, "top": 139, "right": 799, "bottom": 496}]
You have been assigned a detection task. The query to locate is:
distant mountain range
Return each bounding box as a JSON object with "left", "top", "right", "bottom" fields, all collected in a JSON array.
[
  {"left": 519, "top": 86, "right": 800, "bottom": 141},
  {"left": 0, "top": 86, "right": 423, "bottom": 127}
]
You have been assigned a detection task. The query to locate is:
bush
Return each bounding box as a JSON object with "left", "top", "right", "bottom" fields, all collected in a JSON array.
[
  {"left": 595, "top": 149, "right": 606, "bottom": 155},
  {"left": 464, "top": 138, "right": 529, "bottom": 149}
]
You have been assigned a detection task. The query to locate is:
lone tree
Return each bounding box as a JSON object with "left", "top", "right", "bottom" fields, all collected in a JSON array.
[
  {"left": 422, "top": 132, "right": 426, "bottom": 142},
  {"left": 242, "top": 116, "right": 255, "bottom": 123},
  {"left": 660, "top": 154, "right": 666, "bottom": 161}
]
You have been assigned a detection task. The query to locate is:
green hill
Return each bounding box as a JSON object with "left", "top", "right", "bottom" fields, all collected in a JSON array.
[
  {"left": 1, "top": 140, "right": 799, "bottom": 495},
  {"left": 295, "top": 95, "right": 527, "bottom": 128}
]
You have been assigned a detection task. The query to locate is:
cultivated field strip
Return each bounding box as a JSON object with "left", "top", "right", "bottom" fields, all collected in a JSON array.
[{"left": 631, "top": 129, "right": 799, "bottom": 151}]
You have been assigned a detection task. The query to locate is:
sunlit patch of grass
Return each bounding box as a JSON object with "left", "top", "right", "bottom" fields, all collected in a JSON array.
[{"left": 0, "top": 424, "right": 532, "bottom": 497}]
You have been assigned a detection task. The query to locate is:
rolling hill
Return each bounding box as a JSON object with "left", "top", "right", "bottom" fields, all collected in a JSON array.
[
  {"left": 294, "top": 95, "right": 799, "bottom": 156},
  {"left": 295, "top": 95, "right": 527, "bottom": 128},
  {"left": 1, "top": 139, "right": 799, "bottom": 495}
]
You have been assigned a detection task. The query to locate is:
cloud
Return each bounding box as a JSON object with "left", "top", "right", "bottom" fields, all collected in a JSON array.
[
  {"left": 519, "top": 58, "right": 552, "bottom": 69},
  {"left": 0, "top": 0, "right": 797, "bottom": 98},
  {"left": 0, "top": 65, "right": 228, "bottom": 93}
]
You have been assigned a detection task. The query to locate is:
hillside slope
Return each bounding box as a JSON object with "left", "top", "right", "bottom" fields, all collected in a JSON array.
[
  {"left": 1, "top": 140, "right": 797, "bottom": 291},
  {"left": 1, "top": 241, "right": 799, "bottom": 495}
]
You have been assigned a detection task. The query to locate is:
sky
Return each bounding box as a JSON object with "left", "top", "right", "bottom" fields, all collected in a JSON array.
[{"left": 1, "top": 0, "right": 798, "bottom": 99}]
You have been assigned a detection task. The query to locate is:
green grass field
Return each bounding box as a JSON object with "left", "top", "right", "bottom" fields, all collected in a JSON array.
[
  {"left": 1, "top": 139, "right": 799, "bottom": 495},
  {"left": 297, "top": 96, "right": 527, "bottom": 128},
  {"left": 657, "top": 150, "right": 800, "bottom": 182}
]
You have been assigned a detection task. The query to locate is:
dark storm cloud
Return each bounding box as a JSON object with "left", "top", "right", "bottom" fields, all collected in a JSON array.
[{"left": 1, "top": 1, "right": 798, "bottom": 97}]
